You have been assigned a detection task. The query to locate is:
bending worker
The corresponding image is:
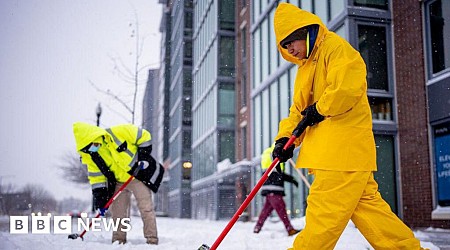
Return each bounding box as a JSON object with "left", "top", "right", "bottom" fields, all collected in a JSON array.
[{"left": 73, "top": 122, "right": 161, "bottom": 245}]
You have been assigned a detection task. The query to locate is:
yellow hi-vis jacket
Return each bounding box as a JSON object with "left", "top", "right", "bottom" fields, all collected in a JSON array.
[
  {"left": 73, "top": 122, "right": 152, "bottom": 190},
  {"left": 261, "top": 144, "right": 285, "bottom": 171},
  {"left": 273, "top": 3, "right": 376, "bottom": 172}
]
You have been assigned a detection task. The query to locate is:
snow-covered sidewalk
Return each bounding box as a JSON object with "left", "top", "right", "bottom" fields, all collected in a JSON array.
[{"left": 0, "top": 216, "right": 439, "bottom": 249}]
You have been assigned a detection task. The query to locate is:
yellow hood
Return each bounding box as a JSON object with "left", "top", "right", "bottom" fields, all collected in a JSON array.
[
  {"left": 73, "top": 122, "right": 107, "bottom": 151},
  {"left": 274, "top": 3, "right": 328, "bottom": 64}
]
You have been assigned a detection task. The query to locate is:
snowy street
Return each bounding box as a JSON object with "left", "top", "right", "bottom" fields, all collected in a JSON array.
[{"left": 0, "top": 216, "right": 441, "bottom": 250}]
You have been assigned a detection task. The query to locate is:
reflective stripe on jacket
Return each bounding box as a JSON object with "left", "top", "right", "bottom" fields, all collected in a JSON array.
[{"left": 273, "top": 3, "right": 376, "bottom": 172}]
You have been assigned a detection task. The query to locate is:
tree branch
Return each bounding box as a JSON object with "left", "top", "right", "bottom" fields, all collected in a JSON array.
[{"left": 89, "top": 80, "right": 133, "bottom": 114}]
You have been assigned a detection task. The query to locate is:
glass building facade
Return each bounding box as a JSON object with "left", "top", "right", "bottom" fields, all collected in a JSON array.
[
  {"left": 168, "top": 0, "right": 193, "bottom": 218},
  {"left": 190, "top": 0, "right": 237, "bottom": 219}
]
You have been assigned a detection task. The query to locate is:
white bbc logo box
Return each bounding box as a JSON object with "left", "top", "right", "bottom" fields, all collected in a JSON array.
[{"left": 10, "top": 215, "right": 72, "bottom": 234}]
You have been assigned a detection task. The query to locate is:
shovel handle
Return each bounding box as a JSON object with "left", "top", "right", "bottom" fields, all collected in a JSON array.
[
  {"left": 69, "top": 154, "right": 146, "bottom": 240},
  {"left": 209, "top": 117, "right": 308, "bottom": 250}
]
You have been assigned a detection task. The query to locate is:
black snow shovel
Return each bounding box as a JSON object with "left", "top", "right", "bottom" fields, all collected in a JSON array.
[
  {"left": 198, "top": 117, "right": 308, "bottom": 250},
  {"left": 68, "top": 163, "right": 143, "bottom": 240}
]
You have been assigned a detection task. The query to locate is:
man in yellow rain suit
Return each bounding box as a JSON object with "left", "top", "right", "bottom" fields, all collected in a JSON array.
[
  {"left": 272, "top": 3, "right": 426, "bottom": 250},
  {"left": 73, "top": 122, "right": 162, "bottom": 245}
]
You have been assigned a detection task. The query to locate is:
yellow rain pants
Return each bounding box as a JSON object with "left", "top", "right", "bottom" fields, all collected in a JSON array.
[{"left": 290, "top": 170, "right": 421, "bottom": 250}]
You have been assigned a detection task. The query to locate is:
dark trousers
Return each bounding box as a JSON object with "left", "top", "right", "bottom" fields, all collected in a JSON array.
[{"left": 255, "top": 193, "right": 294, "bottom": 232}]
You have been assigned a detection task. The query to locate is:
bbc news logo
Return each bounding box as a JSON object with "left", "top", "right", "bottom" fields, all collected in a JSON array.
[{"left": 10, "top": 213, "right": 131, "bottom": 234}]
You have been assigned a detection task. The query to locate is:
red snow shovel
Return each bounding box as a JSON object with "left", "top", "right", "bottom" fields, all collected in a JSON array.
[
  {"left": 68, "top": 163, "right": 143, "bottom": 240},
  {"left": 198, "top": 118, "right": 308, "bottom": 250}
]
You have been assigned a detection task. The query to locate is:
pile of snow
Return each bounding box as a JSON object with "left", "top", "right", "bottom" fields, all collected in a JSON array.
[{"left": 0, "top": 216, "right": 439, "bottom": 249}]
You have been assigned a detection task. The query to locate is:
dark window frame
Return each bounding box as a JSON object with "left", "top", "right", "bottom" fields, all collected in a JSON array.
[{"left": 424, "top": 0, "right": 450, "bottom": 78}]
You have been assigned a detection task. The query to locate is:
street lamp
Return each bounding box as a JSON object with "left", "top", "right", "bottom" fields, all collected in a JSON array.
[
  {"left": 182, "top": 161, "right": 192, "bottom": 169},
  {"left": 95, "top": 103, "right": 102, "bottom": 126}
]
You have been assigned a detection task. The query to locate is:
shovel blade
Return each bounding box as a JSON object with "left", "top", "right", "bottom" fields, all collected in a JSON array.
[
  {"left": 198, "top": 244, "right": 211, "bottom": 250},
  {"left": 68, "top": 233, "right": 79, "bottom": 239},
  {"left": 68, "top": 233, "right": 84, "bottom": 240}
]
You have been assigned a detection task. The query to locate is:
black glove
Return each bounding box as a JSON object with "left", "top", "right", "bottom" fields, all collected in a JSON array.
[
  {"left": 292, "top": 179, "right": 299, "bottom": 187},
  {"left": 138, "top": 144, "right": 153, "bottom": 162},
  {"left": 272, "top": 137, "right": 295, "bottom": 163},
  {"left": 301, "top": 103, "right": 324, "bottom": 126}
]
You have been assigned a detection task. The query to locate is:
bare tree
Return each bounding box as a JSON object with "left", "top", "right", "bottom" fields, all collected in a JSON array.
[
  {"left": 90, "top": 3, "right": 153, "bottom": 124},
  {"left": 22, "top": 184, "right": 57, "bottom": 213},
  {"left": 56, "top": 151, "right": 89, "bottom": 185},
  {"left": 0, "top": 183, "right": 57, "bottom": 215}
]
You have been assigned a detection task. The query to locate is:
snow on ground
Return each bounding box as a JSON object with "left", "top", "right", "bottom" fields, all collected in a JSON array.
[{"left": 0, "top": 216, "right": 439, "bottom": 250}]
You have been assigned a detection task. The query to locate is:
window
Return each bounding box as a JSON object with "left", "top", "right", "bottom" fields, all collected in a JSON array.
[
  {"left": 241, "top": 126, "right": 247, "bottom": 159},
  {"left": 183, "top": 97, "right": 192, "bottom": 125},
  {"left": 369, "top": 97, "right": 393, "bottom": 121},
  {"left": 358, "top": 25, "right": 388, "bottom": 91},
  {"left": 182, "top": 130, "right": 192, "bottom": 158},
  {"left": 219, "top": 131, "right": 235, "bottom": 161},
  {"left": 185, "top": 11, "right": 193, "bottom": 30},
  {"left": 252, "top": 0, "right": 260, "bottom": 23},
  {"left": 427, "top": 0, "right": 450, "bottom": 75},
  {"left": 219, "top": 0, "right": 235, "bottom": 31},
  {"left": 262, "top": 89, "right": 270, "bottom": 148},
  {"left": 170, "top": 133, "right": 181, "bottom": 162},
  {"left": 253, "top": 28, "right": 261, "bottom": 88},
  {"left": 354, "top": 0, "right": 388, "bottom": 10},
  {"left": 335, "top": 24, "right": 347, "bottom": 40},
  {"left": 184, "top": 41, "right": 192, "bottom": 65},
  {"left": 218, "top": 83, "right": 235, "bottom": 127},
  {"left": 240, "top": 76, "right": 247, "bottom": 108},
  {"left": 192, "top": 135, "right": 215, "bottom": 181},
  {"left": 301, "top": 0, "right": 313, "bottom": 13},
  {"left": 374, "top": 135, "right": 397, "bottom": 213},
  {"left": 269, "top": 8, "right": 279, "bottom": 75},
  {"left": 330, "top": 0, "right": 345, "bottom": 20},
  {"left": 315, "top": 0, "right": 329, "bottom": 22},
  {"left": 253, "top": 95, "right": 262, "bottom": 157},
  {"left": 219, "top": 36, "right": 235, "bottom": 77},
  {"left": 185, "top": 0, "right": 193, "bottom": 8},
  {"left": 241, "top": 29, "right": 247, "bottom": 61},
  {"left": 270, "top": 82, "right": 279, "bottom": 140},
  {"left": 261, "top": 19, "right": 269, "bottom": 81},
  {"left": 433, "top": 122, "right": 450, "bottom": 206},
  {"left": 241, "top": 28, "right": 248, "bottom": 107}
]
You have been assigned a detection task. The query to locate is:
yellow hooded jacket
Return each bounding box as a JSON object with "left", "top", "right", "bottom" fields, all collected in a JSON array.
[
  {"left": 274, "top": 3, "right": 376, "bottom": 172},
  {"left": 73, "top": 122, "right": 152, "bottom": 189}
]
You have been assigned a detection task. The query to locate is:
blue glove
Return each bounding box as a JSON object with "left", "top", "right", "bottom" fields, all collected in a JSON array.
[
  {"left": 98, "top": 208, "right": 108, "bottom": 216},
  {"left": 138, "top": 160, "right": 149, "bottom": 169}
]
